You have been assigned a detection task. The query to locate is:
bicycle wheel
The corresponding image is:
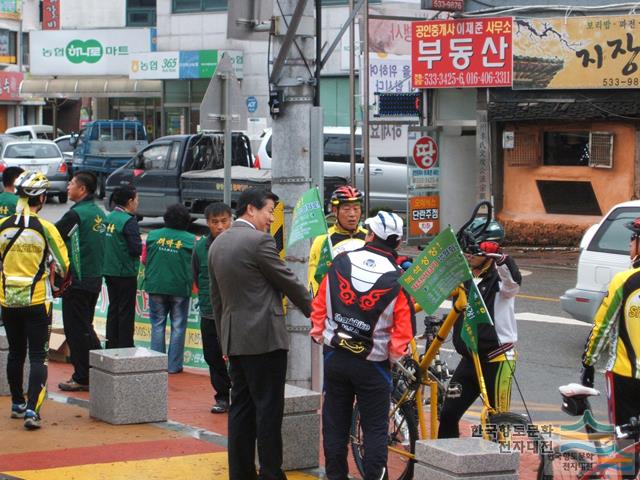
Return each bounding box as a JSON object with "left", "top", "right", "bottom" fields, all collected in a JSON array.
[
  {"left": 351, "top": 400, "right": 418, "bottom": 480},
  {"left": 487, "top": 412, "right": 546, "bottom": 479}
]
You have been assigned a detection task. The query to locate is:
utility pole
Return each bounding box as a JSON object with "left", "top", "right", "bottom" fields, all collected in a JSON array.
[{"left": 270, "top": 0, "right": 316, "bottom": 388}]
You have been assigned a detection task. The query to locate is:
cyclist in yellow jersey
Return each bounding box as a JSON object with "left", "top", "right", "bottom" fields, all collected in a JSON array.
[
  {"left": 0, "top": 172, "right": 69, "bottom": 430},
  {"left": 308, "top": 185, "right": 367, "bottom": 296},
  {"left": 582, "top": 217, "right": 640, "bottom": 441}
]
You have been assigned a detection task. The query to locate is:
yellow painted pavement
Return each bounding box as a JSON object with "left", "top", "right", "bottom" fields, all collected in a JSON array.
[{"left": 7, "top": 452, "right": 318, "bottom": 480}]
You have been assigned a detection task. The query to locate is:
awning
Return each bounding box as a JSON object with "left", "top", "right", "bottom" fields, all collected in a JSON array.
[{"left": 20, "top": 78, "right": 162, "bottom": 98}]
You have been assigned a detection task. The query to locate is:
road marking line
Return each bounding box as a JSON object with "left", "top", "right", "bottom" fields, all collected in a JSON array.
[
  {"left": 517, "top": 294, "right": 560, "bottom": 303},
  {"left": 516, "top": 312, "right": 591, "bottom": 326},
  {"left": 520, "top": 269, "right": 533, "bottom": 277}
]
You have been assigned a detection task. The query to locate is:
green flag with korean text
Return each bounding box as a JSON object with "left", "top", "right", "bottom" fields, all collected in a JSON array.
[
  {"left": 287, "top": 187, "right": 328, "bottom": 248},
  {"left": 313, "top": 236, "right": 333, "bottom": 285},
  {"left": 461, "top": 281, "right": 493, "bottom": 353}
]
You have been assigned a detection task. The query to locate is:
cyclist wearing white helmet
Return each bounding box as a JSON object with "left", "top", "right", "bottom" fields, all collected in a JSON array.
[
  {"left": 311, "top": 210, "right": 414, "bottom": 480},
  {"left": 308, "top": 185, "right": 367, "bottom": 296},
  {"left": 0, "top": 171, "right": 69, "bottom": 430}
]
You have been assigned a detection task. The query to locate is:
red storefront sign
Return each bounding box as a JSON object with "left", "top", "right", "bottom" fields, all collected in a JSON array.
[
  {"left": 413, "top": 136, "right": 438, "bottom": 170},
  {"left": 42, "top": 0, "right": 61, "bottom": 30},
  {"left": 0, "top": 72, "right": 23, "bottom": 101},
  {"left": 412, "top": 17, "right": 513, "bottom": 89}
]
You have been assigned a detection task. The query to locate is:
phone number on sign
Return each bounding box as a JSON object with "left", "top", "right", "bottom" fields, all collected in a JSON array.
[
  {"left": 415, "top": 70, "right": 510, "bottom": 87},
  {"left": 602, "top": 77, "right": 640, "bottom": 87}
]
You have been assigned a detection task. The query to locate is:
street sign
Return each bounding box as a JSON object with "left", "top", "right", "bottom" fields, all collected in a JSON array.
[
  {"left": 407, "top": 127, "right": 441, "bottom": 246},
  {"left": 413, "top": 135, "right": 438, "bottom": 170},
  {"left": 199, "top": 54, "right": 247, "bottom": 131},
  {"left": 246, "top": 95, "right": 258, "bottom": 113}
]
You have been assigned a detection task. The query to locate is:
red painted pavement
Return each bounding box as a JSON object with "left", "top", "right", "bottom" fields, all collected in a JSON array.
[{"left": 0, "top": 437, "right": 224, "bottom": 471}]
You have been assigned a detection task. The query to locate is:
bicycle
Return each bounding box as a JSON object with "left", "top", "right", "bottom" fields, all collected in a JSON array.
[
  {"left": 538, "top": 383, "right": 640, "bottom": 479},
  {"left": 349, "top": 201, "right": 545, "bottom": 480}
]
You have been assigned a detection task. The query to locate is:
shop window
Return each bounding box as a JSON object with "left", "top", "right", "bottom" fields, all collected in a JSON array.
[
  {"left": 544, "top": 132, "right": 590, "bottom": 166},
  {"left": 536, "top": 180, "right": 601, "bottom": 216},
  {"left": 0, "top": 29, "right": 17, "bottom": 64},
  {"left": 173, "top": 0, "right": 227, "bottom": 13},
  {"left": 504, "top": 131, "right": 540, "bottom": 167},
  {"left": 589, "top": 132, "right": 614, "bottom": 168},
  {"left": 127, "top": 0, "right": 156, "bottom": 27}
]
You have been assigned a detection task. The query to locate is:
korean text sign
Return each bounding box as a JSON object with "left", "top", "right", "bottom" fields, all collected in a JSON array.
[
  {"left": 399, "top": 228, "right": 472, "bottom": 315},
  {"left": 513, "top": 15, "right": 640, "bottom": 89},
  {"left": 412, "top": 17, "right": 513, "bottom": 88}
]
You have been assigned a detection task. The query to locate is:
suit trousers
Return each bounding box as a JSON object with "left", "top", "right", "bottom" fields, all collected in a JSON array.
[
  {"left": 62, "top": 288, "right": 101, "bottom": 384},
  {"left": 227, "top": 349, "right": 288, "bottom": 480},
  {"left": 105, "top": 276, "right": 137, "bottom": 349},
  {"left": 200, "top": 315, "right": 230, "bottom": 402}
]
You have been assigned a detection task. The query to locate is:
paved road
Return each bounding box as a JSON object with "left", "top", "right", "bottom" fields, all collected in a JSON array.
[{"left": 41, "top": 199, "right": 609, "bottom": 428}]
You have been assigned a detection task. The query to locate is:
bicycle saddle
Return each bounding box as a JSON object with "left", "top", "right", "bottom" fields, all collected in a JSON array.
[{"left": 559, "top": 383, "right": 600, "bottom": 398}]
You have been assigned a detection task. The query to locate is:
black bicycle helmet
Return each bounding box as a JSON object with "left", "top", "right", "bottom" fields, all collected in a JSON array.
[{"left": 459, "top": 218, "right": 505, "bottom": 254}]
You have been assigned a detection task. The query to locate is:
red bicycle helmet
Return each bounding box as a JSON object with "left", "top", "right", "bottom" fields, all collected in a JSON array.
[
  {"left": 626, "top": 217, "right": 640, "bottom": 236},
  {"left": 330, "top": 185, "right": 363, "bottom": 206}
]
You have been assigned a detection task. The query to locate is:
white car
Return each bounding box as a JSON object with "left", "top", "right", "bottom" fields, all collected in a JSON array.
[
  {"left": 5, "top": 125, "right": 65, "bottom": 141},
  {"left": 0, "top": 140, "right": 69, "bottom": 203},
  {"left": 255, "top": 127, "right": 407, "bottom": 212},
  {"left": 560, "top": 200, "right": 640, "bottom": 322}
]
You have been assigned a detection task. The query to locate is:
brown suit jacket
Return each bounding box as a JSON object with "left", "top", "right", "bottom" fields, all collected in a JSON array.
[{"left": 208, "top": 220, "right": 312, "bottom": 356}]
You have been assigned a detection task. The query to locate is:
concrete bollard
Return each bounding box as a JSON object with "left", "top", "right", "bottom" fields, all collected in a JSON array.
[
  {"left": 414, "top": 438, "right": 520, "bottom": 480},
  {"left": 89, "top": 347, "right": 168, "bottom": 424},
  {"left": 0, "top": 327, "right": 29, "bottom": 396},
  {"left": 281, "top": 384, "right": 322, "bottom": 471}
]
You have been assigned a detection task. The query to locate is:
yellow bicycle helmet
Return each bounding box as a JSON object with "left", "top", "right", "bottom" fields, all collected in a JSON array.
[{"left": 15, "top": 171, "right": 49, "bottom": 197}]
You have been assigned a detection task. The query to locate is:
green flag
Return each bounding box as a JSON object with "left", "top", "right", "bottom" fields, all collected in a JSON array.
[
  {"left": 313, "top": 236, "right": 334, "bottom": 285},
  {"left": 287, "top": 187, "right": 328, "bottom": 248},
  {"left": 70, "top": 228, "right": 82, "bottom": 280},
  {"left": 399, "top": 228, "right": 472, "bottom": 315},
  {"left": 461, "top": 282, "right": 493, "bottom": 353}
]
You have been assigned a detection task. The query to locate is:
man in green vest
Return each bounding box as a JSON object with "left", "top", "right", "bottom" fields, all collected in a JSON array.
[
  {"left": 144, "top": 204, "right": 195, "bottom": 374},
  {"left": 103, "top": 185, "right": 142, "bottom": 349},
  {"left": 0, "top": 166, "right": 24, "bottom": 218},
  {"left": 55, "top": 172, "right": 106, "bottom": 391},
  {"left": 192, "top": 202, "right": 232, "bottom": 413}
]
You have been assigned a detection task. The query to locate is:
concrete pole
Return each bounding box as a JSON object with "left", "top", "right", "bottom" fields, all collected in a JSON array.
[{"left": 271, "top": 0, "right": 316, "bottom": 389}]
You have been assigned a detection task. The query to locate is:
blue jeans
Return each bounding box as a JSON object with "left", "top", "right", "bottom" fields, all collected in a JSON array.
[{"left": 149, "top": 294, "right": 190, "bottom": 373}]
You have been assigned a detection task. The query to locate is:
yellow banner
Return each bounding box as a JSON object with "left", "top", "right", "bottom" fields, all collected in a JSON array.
[{"left": 513, "top": 15, "right": 640, "bottom": 89}]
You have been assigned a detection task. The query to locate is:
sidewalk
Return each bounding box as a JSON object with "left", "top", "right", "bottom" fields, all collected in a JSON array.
[
  {"left": 0, "top": 360, "right": 320, "bottom": 480},
  {"left": 0, "top": 360, "right": 541, "bottom": 480}
]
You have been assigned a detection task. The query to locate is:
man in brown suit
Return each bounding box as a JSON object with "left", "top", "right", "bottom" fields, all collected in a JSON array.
[{"left": 209, "top": 188, "right": 312, "bottom": 480}]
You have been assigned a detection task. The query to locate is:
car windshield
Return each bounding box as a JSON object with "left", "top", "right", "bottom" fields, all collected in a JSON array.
[
  {"left": 4, "top": 143, "right": 60, "bottom": 159},
  {"left": 588, "top": 206, "right": 640, "bottom": 255}
]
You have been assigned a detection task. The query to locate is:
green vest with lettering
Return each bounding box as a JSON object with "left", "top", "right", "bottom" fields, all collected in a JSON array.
[
  {"left": 0, "top": 192, "right": 18, "bottom": 218},
  {"left": 102, "top": 210, "right": 139, "bottom": 277},
  {"left": 144, "top": 227, "right": 195, "bottom": 297},
  {"left": 194, "top": 236, "right": 213, "bottom": 316},
  {"left": 68, "top": 199, "right": 106, "bottom": 279}
]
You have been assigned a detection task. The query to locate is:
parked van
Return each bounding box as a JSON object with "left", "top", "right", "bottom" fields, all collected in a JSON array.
[
  {"left": 256, "top": 127, "right": 407, "bottom": 212},
  {"left": 560, "top": 200, "right": 640, "bottom": 322},
  {"left": 5, "top": 125, "right": 65, "bottom": 140}
]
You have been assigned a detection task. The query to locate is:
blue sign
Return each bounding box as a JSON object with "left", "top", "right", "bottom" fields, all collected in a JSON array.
[{"left": 246, "top": 96, "right": 258, "bottom": 113}]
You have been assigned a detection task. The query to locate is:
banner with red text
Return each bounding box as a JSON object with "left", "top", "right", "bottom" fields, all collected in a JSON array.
[{"left": 412, "top": 17, "right": 513, "bottom": 88}]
